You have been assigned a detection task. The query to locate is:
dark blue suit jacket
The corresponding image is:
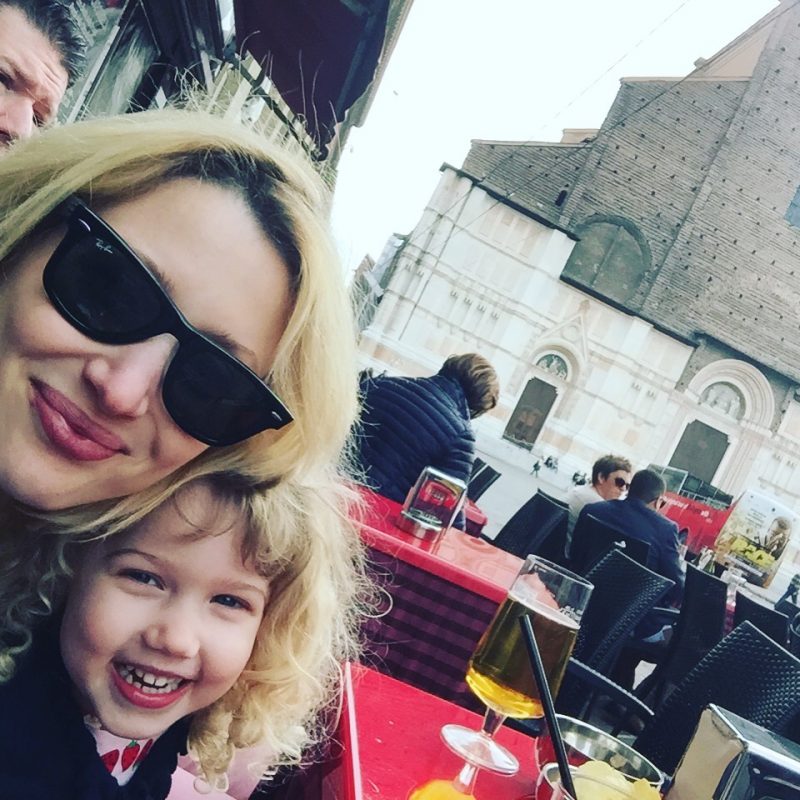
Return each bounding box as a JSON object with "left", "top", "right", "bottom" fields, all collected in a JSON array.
[{"left": 578, "top": 496, "right": 685, "bottom": 606}]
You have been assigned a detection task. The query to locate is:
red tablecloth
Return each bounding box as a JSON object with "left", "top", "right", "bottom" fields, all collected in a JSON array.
[
  {"left": 357, "top": 488, "right": 523, "bottom": 710},
  {"left": 359, "top": 488, "right": 522, "bottom": 604},
  {"left": 327, "top": 663, "right": 538, "bottom": 800}
]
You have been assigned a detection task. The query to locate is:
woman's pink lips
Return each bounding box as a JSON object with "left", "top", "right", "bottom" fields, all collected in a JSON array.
[
  {"left": 110, "top": 665, "right": 190, "bottom": 711},
  {"left": 30, "top": 380, "right": 129, "bottom": 461}
]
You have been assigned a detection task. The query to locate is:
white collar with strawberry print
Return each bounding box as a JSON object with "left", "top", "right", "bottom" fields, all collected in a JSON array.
[{"left": 84, "top": 715, "right": 160, "bottom": 786}]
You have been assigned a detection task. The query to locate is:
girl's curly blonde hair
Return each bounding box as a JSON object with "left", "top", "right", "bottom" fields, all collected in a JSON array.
[{"left": 3, "top": 473, "right": 370, "bottom": 790}]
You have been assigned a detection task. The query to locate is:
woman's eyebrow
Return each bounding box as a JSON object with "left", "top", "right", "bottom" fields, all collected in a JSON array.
[{"left": 138, "top": 253, "right": 259, "bottom": 366}]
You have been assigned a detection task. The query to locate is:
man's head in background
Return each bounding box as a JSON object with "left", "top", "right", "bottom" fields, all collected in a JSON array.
[
  {"left": 0, "top": 1, "right": 85, "bottom": 147},
  {"left": 628, "top": 469, "right": 667, "bottom": 509},
  {"left": 591, "top": 454, "right": 632, "bottom": 500}
]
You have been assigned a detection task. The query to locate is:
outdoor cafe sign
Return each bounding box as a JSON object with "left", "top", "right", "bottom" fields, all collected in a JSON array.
[{"left": 713, "top": 490, "right": 797, "bottom": 587}]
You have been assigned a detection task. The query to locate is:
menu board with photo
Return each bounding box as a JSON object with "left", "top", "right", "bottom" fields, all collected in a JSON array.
[{"left": 713, "top": 491, "right": 797, "bottom": 587}]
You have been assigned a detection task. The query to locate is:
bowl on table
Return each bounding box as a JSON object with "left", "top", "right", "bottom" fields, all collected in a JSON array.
[
  {"left": 536, "top": 762, "right": 663, "bottom": 800},
  {"left": 534, "top": 715, "right": 663, "bottom": 789}
]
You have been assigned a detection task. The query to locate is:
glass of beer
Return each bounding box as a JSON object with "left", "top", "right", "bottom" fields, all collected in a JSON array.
[{"left": 441, "top": 555, "right": 593, "bottom": 776}]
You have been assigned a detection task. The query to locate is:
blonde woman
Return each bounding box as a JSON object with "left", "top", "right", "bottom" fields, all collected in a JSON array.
[{"left": 0, "top": 110, "right": 366, "bottom": 794}]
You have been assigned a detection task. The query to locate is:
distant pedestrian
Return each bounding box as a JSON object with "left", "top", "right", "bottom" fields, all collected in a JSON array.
[{"left": 531, "top": 460, "right": 541, "bottom": 477}]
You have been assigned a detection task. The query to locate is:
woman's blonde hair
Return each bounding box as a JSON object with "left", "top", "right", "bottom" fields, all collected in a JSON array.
[
  {"left": 0, "top": 108, "right": 361, "bottom": 658},
  {"left": 6, "top": 474, "right": 370, "bottom": 789}
]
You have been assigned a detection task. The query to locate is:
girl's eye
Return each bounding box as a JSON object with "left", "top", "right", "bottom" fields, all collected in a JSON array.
[
  {"left": 212, "top": 594, "right": 250, "bottom": 611},
  {"left": 119, "top": 568, "right": 163, "bottom": 589}
]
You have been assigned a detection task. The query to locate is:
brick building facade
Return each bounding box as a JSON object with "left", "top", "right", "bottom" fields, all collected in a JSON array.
[{"left": 359, "top": 0, "right": 800, "bottom": 512}]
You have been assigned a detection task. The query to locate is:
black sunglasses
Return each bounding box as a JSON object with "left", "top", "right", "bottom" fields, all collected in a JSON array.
[
  {"left": 613, "top": 476, "right": 630, "bottom": 490},
  {"left": 42, "top": 196, "right": 293, "bottom": 447}
]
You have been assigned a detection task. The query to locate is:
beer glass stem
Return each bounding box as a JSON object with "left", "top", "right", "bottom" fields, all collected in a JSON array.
[
  {"left": 480, "top": 706, "right": 508, "bottom": 739},
  {"left": 452, "top": 762, "right": 479, "bottom": 794}
]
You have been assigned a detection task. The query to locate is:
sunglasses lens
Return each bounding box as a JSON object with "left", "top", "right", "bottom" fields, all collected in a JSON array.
[
  {"left": 46, "top": 234, "right": 162, "bottom": 341},
  {"left": 163, "top": 348, "right": 286, "bottom": 446},
  {"left": 615, "top": 477, "right": 628, "bottom": 489}
]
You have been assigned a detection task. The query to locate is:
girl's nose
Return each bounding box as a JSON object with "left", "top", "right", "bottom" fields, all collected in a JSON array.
[
  {"left": 82, "top": 336, "right": 175, "bottom": 419},
  {"left": 142, "top": 605, "right": 201, "bottom": 660}
]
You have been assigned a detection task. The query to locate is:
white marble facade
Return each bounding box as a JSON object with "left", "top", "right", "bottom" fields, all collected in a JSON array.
[{"left": 359, "top": 167, "right": 800, "bottom": 512}]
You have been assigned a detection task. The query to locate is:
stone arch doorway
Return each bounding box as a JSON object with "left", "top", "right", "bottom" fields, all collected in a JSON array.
[
  {"left": 503, "top": 378, "right": 557, "bottom": 450},
  {"left": 668, "top": 420, "right": 729, "bottom": 484}
]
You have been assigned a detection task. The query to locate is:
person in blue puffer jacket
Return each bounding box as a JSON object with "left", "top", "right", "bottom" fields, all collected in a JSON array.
[{"left": 354, "top": 353, "right": 500, "bottom": 528}]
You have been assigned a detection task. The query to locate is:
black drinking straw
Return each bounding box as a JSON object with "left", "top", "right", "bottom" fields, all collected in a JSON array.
[{"left": 519, "top": 614, "right": 578, "bottom": 800}]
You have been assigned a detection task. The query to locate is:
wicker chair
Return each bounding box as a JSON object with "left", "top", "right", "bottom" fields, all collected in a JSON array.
[
  {"left": 633, "top": 621, "right": 800, "bottom": 775},
  {"left": 634, "top": 563, "right": 728, "bottom": 710},
  {"left": 733, "top": 590, "right": 790, "bottom": 646},
  {"left": 485, "top": 490, "right": 567, "bottom": 559},
  {"left": 555, "top": 549, "right": 674, "bottom": 719},
  {"left": 466, "top": 457, "right": 502, "bottom": 502},
  {"left": 789, "top": 612, "right": 800, "bottom": 658}
]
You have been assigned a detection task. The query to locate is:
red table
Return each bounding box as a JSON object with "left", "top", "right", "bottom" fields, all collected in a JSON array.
[
  {"left": 359, "top": 488, "right": 522, "bottom": 603},
  {"left": 324, "top": 664, "right": 539, "bottom": 800},
  {"left": 464, "top": 499, "right": 488, "bottom": 537},
  {"left": 357, "top": 489, "right": 523, "bottom": 710}
]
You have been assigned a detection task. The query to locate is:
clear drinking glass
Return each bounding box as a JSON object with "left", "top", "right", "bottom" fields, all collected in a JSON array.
[{"left": 441, "top": 555, "right": 593, "bottom": 776}]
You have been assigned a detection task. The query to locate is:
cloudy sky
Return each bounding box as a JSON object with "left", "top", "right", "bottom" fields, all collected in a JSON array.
[{"left": 330, "top": 0, "right": 779, "bottom": 272}]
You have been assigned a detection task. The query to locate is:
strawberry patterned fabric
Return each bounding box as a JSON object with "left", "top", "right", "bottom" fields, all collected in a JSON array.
[
  {"left": 88, "top": 720, "right": 156, "bottom": 786},
  {"left": 0, "top": 618, "right": 190, "bottom": 799}
]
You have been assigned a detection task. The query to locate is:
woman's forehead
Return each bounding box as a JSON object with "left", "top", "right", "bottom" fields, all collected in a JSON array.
[{"left": 99, "top": 180, "right": 293, "bottom": 377}]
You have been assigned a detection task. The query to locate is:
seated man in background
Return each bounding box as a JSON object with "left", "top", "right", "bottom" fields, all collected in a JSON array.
[
  {"left": 354, "top": 354, "right": 499, "bottom": 529},
  {"left": 578, "top": 469, "right": 685, "bottom": 690},
  {"left": 565, "top": 454, "right": 632, "bottom": 558},
  {"left": 577, "top": 468, "right": 685, "bottom": 603}
]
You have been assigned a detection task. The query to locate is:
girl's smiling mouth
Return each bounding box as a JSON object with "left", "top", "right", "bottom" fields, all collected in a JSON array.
[{"left": 111, "top": 662, "right": 192, "bottom": 710}]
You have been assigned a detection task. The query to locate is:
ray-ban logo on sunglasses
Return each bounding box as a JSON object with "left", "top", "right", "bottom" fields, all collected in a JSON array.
[{"left": 94, "top": 239, "right": 115, "bottom": 255}]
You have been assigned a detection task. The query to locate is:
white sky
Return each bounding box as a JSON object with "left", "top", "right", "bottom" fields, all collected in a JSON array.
[{"left": 330, "top": 0, "right": 779, "bottom": 272}]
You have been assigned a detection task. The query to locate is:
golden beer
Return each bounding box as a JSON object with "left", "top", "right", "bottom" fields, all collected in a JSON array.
[{"left": 465, "top": 589, "right": 579, "bottom": 718}]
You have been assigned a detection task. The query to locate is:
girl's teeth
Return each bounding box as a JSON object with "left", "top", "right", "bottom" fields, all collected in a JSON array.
[{"left": 117, "top": 664, "right": 184, "bottom": 693}]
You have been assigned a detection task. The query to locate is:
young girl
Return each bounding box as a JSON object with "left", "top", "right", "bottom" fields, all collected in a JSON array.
[{"left": 0, "top": 474, "right": 366, "bottom": 799}]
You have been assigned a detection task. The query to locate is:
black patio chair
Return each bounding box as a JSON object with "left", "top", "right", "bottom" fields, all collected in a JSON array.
[
  {"left": 733, "top": 590, "right": 790, "bottom": 646},
  {"left": 632, "top": 621, "right": 800, "bottom": 775},
  {"left": 633, "top": 563, "right": 728, "bottom": 710},
  {"left": 484, "top": 490, "right": 567, "bottom": 559},
  {"left": 533, "top": 515, "right": 569, "bottom": 566},
  {"left": 538, "top": 489, "right": 568, "bottom": 510},
  {"left": 555, "top": 549, "right": 675, "bottom": 719},
  {"left": 570, "top": 513, "right": 651, "bottom": 575},
  {"left": 789, "top": 612, "right": 800, "bottom": 658},
  {"left": 466, "top": 457, "right": 502, "bottom": 502}
]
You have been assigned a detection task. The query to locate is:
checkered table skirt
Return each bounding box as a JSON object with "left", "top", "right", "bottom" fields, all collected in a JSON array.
[{"left": 363, "top": 546, "right": 501, "bottom": 711}]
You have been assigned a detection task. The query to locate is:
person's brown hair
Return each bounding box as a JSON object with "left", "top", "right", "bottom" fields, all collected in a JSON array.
[
  {"left": 591, "top": 454, "right": 632, "bottom": 485},
  {"left": 439, "top": 353, "right": 500, "bottom": 418}
]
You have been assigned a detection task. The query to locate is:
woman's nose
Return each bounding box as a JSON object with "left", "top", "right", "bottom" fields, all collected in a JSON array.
[
  {"left": 82, "top": 336, "right": 175, "bottom": 419},
  {"left": 142, "top": 604, "right": 201, "bottom": 660}
]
